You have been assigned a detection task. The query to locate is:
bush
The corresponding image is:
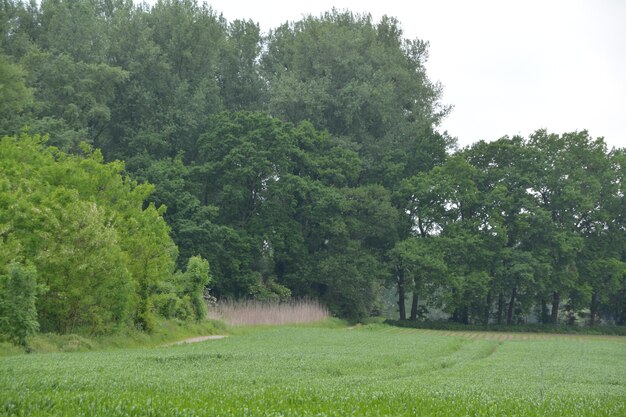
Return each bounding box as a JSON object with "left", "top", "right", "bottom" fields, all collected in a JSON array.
[
  {"left": 136, "top": 298, "right": 157, "bottom": 332},
  {"left": 151, "top": 293, "right": 181, "bottom": 319},
  {"left": 0, "top": 262, "right": 40, "bottom": 346},
  {"left": 178, "top": 256, "right": 211, "bottom": 320}
]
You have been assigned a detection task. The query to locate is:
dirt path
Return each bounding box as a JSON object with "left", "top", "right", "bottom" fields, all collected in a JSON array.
[{"left": 161, "top": 335, "right": 227, "bottom": 347}]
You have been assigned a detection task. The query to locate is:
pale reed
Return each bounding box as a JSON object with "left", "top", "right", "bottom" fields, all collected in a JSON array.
[{"left": 208, "top": 298, "right": 329, "bottom": 326}]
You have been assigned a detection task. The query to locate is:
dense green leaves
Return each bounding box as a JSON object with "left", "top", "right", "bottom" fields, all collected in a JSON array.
[
  {"left": 0, "top": 133, "right": 186, "bottom": 337},
  {"left": 0, "top": 53, "right": 31, "bottom": 117},
  {"left": 179, "top": 256, "right": 211, "bottom": 320},
  {"left": 0, "top": 262, "right": 39, "bottom": 346},
  {"left": 263, "top": 11, "right": 450, "bottom": 185},
  {"left": 395, "top": 132, "right": 625, "bottom": 325}
]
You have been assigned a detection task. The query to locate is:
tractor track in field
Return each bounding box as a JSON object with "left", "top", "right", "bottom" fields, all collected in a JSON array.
[
  {"left": 379, "top": 327, "right": 626, "bottom": 342},
  {"left": 161, "top": 335, "right": 227, "bottom": 347}
]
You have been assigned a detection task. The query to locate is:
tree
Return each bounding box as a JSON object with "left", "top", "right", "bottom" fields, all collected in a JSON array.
[
  {"left": 390, "top": 238, "right": 446, "bottom": 321},
  {"left": 462, "top": 138, "right": 538, "bottom": 324},
  {"left": 218, "top": 19, "right": 266, "bottom": 111},
  {"left": 607, "top": 149, "right": 626, "bottom": 324},
  {"left": 0, "top": 53, "right": 32, "bottom": 119},
  {"left": 17, "top": 49, "right": 128, "bottom": 151},
  {"left": 0, "top": 262, "right": 39, "bottom": 346},
  {"left": 34, "top": 195, "right": 133, "bottom": 333},
  {"left": 38, "top": 0, "right": 109, "bottom": 63},
  {"left": 0, "top": 0, "right": 42, "bottom": 58},
  {"left": 263, "top": 12, "right": 452, "bottom": 320},
  {"left": 425, "top": 155, "right": 494, "bottom": 324},
  {"left": 0, "top": 133, "right": 180, "bottom": 333},
  {"left": 526, "top": 131, "right": 611, "bottom": 324},
  {"left": 102, "top": 0, "right": 227, "bottom": 161},
  {"left": 577, "top": 147, "right": 626, "bottom": 325},
  {"left": 178, "top": 256, "right": 211, "bottom": 320},
  {"left": 262, "top": 11, "right": 450, "bottom": 186},
  {"left": 394, "top": 164, "right": 449, "bottom": 320}
]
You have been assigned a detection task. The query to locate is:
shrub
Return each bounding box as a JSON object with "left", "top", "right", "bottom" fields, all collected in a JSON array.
[{"left": 0, "top": 262, "right": 39, "bottom": 346}]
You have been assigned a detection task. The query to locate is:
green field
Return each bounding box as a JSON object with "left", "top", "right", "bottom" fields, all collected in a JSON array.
[{"left": 1, "top": 325, "right": 625, "bottom": 417}]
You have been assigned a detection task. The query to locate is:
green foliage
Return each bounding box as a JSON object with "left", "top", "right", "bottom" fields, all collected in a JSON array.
[
  {"left": 181, "top": 111, "right": 371, "bottom": 309},
  {"left": 249, "top": 278, "right": 292, "bottom": 302},
  {"left": 263, "top": 10, "right": 451, "bottom": 185},
  {"left": 152, "top": 292, "right": 190, "bottom": 320},
  {"left": 149, "top": 256, "right": 212, "bottom": 322},
  {"left": 219, "top": 19, "right": 266, "bottom": 111},
  {"left": 0, "top": 53, "right": 32, "bottom": 116},
  {"left": 101, "top": 0, "right": 228, "bottom": 161},
  {"left": 389, "top": 131, "right": 625, "bottom": 326},
  {"left": 1, "top": 0, "right": 452, "bottom": 324},
  {"left": 18, "top": 49, "right": 129, "bottom": 150},
  {"left": 179, "top": 256, "right": 211, "bottom": 320},
  {"left": 0, "top": 262, "right": 39, "bottom": 346},
  {"left": 391, "top": 237, "right": 447, "bottom": 307},
  {"left": 0, "top": 133, "right": 179, "bottom": 336},
  {"left": 34, "top": 196, "right": 133, "bottom": 333},
  {"left": 38, "top": 0, "right": 109, "bottom": 63}
]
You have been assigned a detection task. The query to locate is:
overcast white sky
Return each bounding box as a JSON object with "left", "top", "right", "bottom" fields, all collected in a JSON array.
[{"left": 164, "top": 0, "right": 626, "bottom": 149}]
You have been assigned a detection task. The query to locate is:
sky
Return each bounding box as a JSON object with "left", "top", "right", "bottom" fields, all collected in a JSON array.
[{"left": 163, "top": 0, "right": 626, "bottom": 149}]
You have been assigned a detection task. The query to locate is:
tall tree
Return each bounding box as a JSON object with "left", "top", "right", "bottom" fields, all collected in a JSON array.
[
  {"left": 526, "top": 131, "right": 609, "bottom": 324},
  {"left": 263, "top": 11, "right": 450, "bottom": 186},
  {"left": 218, "top": 19, "right": 266, "bottom": 111},
  {"left": 463, "top": 138, "right": 539, "bottom": 324}
]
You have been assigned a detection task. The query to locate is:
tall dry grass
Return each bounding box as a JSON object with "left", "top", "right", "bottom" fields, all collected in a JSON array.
[{"left": 208, "top": 298, "right": 329, "bottom": 326}]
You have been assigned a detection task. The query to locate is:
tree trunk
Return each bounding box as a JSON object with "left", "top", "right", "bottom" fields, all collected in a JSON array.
[
  {"left": 506, "top": 286, "right": 517, "bottom": 325},
  {"left": 618, "top": 289, "right": 626, "bottom": 325},
  {"left": 409, "top": 292, "right": 419, "bottom": 321},
  {"left": 397, "top": 267, "right": 406, "bottom": 321},
  {"left": 496, "top": 292, "right": 504, "bottom": 325},
  {"left": 590, "top": 291, "right": 598, "bottom": 326},
  {"left": 484, "top": 290, "right": 492, "bottom": 325},
  {"left": 452, "top": 308, "right": 459, "bottom": 323},
  {"left": 461, "top": 306, "right": 469, "bottom": 325},
  {"left": 551, "top": 291, "right": 560, "bottom": 325},
  {"left": 540, "top": 298, "right": 549, "bottom": 324}
]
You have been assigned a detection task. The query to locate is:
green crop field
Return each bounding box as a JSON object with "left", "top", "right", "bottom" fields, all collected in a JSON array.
[{"left": 1, "top": 325, "right": 625, "bottom": 417}]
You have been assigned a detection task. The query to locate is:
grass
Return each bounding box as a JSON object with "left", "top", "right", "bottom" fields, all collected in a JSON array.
[
  {"left": 0, "top": 319, "right": 226, "bottom": 356},
  {"left": 208, "top": 298, "right": 330, "bottom": 326},
  {"left": 1, "top": 324, "right": 625, "bottom": 416}
]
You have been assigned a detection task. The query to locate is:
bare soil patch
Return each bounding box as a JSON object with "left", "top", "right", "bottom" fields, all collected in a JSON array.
[{"left": 161, "top": 335, "right": 227, "bottom": 347}]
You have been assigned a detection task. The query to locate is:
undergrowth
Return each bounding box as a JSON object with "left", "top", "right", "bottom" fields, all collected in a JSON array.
[{"left": 0, "top": 319, "right": 227, "bottom": 356}]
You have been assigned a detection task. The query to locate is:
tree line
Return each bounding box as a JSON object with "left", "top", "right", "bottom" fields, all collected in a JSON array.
[
  {"left": 0, "top": 0, "right": 624, "bottom": 342},
  {"left": 395, "top": 133, "right": 624, "bottom": 325},
  {"left": 0, "top": 133, "right": 212, "bottom": 345}
]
